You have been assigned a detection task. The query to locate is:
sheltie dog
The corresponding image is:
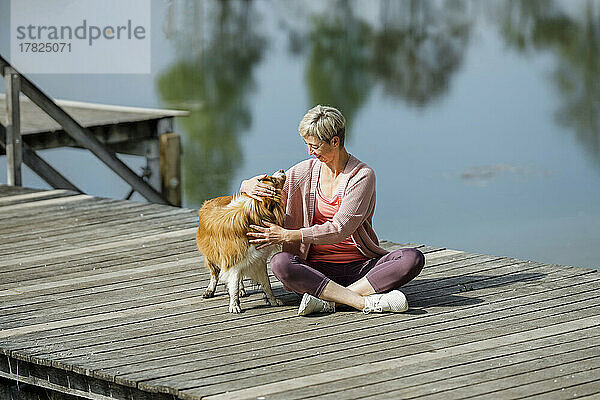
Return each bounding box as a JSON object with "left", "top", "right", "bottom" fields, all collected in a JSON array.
[{"left": 196, "top": 170, "right": 286, "bottom": 313}]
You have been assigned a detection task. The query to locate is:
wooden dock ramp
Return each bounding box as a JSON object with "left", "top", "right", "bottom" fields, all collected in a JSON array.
[{"left": 0, "top": 185, "right": 598, "bottom": 399}]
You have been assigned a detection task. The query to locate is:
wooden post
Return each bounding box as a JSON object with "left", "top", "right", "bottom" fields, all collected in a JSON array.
[
  {"left": 144, "top": 139, "right": 161, "bottom": 192},
  {"left": 0, "top": 125, "right": 80, "bottom": 192},
  {"left": 159, "top": 133, "right": 182, "bottom": 207},
  {"left": 5, "top": 67, "right": 22, "bottom": 186}
]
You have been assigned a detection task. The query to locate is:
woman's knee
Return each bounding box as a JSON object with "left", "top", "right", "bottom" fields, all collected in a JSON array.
[
  {"left": 384, "top": 248, "right": 424, "bottom": 270},
  {"left": 269, "top": 252, "right": 296, "bottom": 282},
  {"left": 404, "top": 248, "right": 425, "bottom": 275}
]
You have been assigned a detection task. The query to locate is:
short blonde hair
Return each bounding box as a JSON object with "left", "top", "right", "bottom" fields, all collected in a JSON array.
[{"left": 298, "top": 105, "right": 346, "bottom": 146}]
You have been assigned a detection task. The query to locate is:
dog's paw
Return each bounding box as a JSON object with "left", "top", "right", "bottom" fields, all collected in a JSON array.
[
  {"left": 266, "top": 297, "right": 284, "bottom": 306},
  {"left": 202, "top": 289, "right": 215, "bottom": 298},
  {"left": 229, "top": 303, "right": 242, "bottom": 313}
]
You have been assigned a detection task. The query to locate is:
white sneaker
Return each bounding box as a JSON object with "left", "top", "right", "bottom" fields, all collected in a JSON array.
[
  {"left": 363, "top": 290, "right": 409, "bottom": 314},
  {"left": 298, "top": 293, "right": 335, "bottom": 316}
]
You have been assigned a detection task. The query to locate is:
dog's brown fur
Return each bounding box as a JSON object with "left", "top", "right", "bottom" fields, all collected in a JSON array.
[{"left": 196, "top": 171, "right": 286, "bottom": 313}]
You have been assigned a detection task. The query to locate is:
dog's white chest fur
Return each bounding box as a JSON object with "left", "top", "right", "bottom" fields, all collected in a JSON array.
[{"left": 220, "top": 245, "right": 276, "bottom": 282}]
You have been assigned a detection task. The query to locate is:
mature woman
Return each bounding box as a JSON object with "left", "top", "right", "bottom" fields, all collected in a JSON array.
[{"left": 243, "top": 105, "right": 424, "bottom": 316}]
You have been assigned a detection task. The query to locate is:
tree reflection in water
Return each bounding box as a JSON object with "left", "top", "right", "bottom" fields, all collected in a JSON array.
[
  {"left": 499, "top": 0, "right": 600, "bottom": 169},
  {"left": 282, "top": 0, "right": 472, "bottom": 132},
  {"left": 156, "top": 0, "right": 600, "bottom": 207},
  {"left": 373, "top": 0, "right": 471, "bottom": 106},
  {"left": 159, "top": 0, "right": 473, "bottom": 206},
  {"left": 303, "top": 1, "right": 374, "bottom": 129},
  {"left": 158, "top": 0, "right": 266, "bottom": 206}
]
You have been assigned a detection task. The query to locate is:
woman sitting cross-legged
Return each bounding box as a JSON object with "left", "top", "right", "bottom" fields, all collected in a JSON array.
[{"left": 243, "top": 105, "right": 425, "bottom": 315}]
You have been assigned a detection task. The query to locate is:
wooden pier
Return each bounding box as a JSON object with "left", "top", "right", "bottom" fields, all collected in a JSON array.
[
  {"left": 0, "top": 185, "right": 598, "bottom": 399},
  {"left": 1, "top": 54, "right": 187, "bottom": 206},
  {"left": 0, "top": 93, "right": 187, "bottom": 207}
]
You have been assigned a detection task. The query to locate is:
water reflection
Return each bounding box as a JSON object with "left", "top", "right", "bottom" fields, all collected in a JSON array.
[
  {"left": 499, "top": 0, "right": 600, "bottom": 168},
  {"left": 156, "top": 0, "right": 599, "bottom": 209},
  {"left": 282, "top": 0, "right": 472, "bottom": 127},
  {"left": 158, "top": 0, "right": 266, "bottom": 205},
  {"left": 301, "top": 1, "right": 374, "bottom": 128},
  {"left": 372, "top": 0, "right": 472, "bottom": 105},
  {"left": 158, "top": 0, "right": 474, "bottom": 206}
]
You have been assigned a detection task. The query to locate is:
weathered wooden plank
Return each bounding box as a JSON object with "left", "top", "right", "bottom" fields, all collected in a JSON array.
[
  {"left": 0, "top": 250, "right": 198, "bottom": 305},
  {"left": 0, "top": 197, "right": 130, "bottom": 227},
  {"left": 0, "top": 193, "right": 92, "bottom": 213},
  {"left": 518, "top": 382, "right": 600, "bottom": 400},
  {"left": 0, "top": 231, "right": 193, "bottom": 268},
  {"left": 18, "top": 282, "right": 600, "bottom": 400},
  {"left": 183, "top": 314, "right": 599, "bottom": 400},
  {"left": 0, "top": 211, "right": 196, "bottom": 259},
  {"left": 0, "top": 200, "right": 154, "bottom": 239},
  {"left": 0, "top": 240, "right": 201, "bottom": 288},
  {"left": 409, "top": 365, "right": 600, "bottom": 400},
  {"left": 0, "top": 274, "right": 206, "bottom": 330},
  {"left": 0, "top": 223, "right": 193, "bottom": 275},
  {"left": 44, "top": 264, "right": 584, "bottom": 390},
  {"left": 76, "top": 264, "right": 592, "bottom": 368},
  {"left": 0, "top": 248, "right": 481, "bottom": 317},
  {"left": 0, "top": 200, "right": 193, "bottom": 239},
  {"left": 0, "top": 241, "right": 428, "bottom": 289},
  {"left": 4, "top": 258, "right": 580, "bottom": 368},
  {"left": 262, "top": 329, "right": 600, "bottom": 400},
  {"left": 0, "top": 260, "right": 201, "bottom": 318},
  {"left": 97, "top": 287, "right": 600, "bottom": 388},
  {"left": 0, "top": 227, "right": 197, "bottom": 269},
  {"left": 0, "top": 226, "right": 191, "bottom": 269},
  {"left": 0, "top": 184, "right": 41, "bottom": 196},
  {"left": 4, "top": 256, "right": 540, "bottom": 355},
  {"left": 0, "top": 220, "right": 194, "bottom": 263},
  {"left": 0, "top": 201, "right": 189, "bottom": 233},
  {"left": 0, "top": 239, "right": 197, "bottom": 291},
  {"left": 0, "top": 254, "right": 199, "bottom": 299},
  {"left": 0, "top": 189, "right": 74, "bottom": 205},
  {"left": 1, "top": 187, "right": 597, "bottom": 399},
  {"left": 0, "top": 292, "right": 212, "bottom": 340},
  {"left": 0, "top": 245, "right": 435, "bottom": 303},
  {"left": 266, "top": 338, "right": 600, "bottom": 400},
  {"left": 16, "top": 258, "right": 595, "bottom": 363},
  {"left": 1, "top": 209, "right": 194, "bottom": 242},
  {"left": 0, "top": 91, "right": 186, "bottom": 136},
  {"left": 137, "top": 301, "right": 600, "bottom": 396},
  {"left": 0, "top": 255, "right": 203, "bottom": 323},
  {"left": 0, "top": 197, "right": 145, "bottom": 225},
  {"left": 0, "top": 248, "right": 198, "bottom": 312},
  {"left": 90, "top": 266, "right": 580, "bottom": 388},
  {"left": 423, "top": 248, "right": 465, "bottom": 261}
]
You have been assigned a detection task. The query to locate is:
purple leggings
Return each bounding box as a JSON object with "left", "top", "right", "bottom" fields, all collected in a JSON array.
[{"left": 270, "top": 248, "right": 425, "bottom": 297}]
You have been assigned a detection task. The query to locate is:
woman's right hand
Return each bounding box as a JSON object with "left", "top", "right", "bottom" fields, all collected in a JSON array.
[{"left": 240, "top": 174, "right": 277, "bottom": 202}]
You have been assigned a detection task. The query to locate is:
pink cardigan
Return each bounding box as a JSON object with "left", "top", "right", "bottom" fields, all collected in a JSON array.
[{"left": 281, "top": 154, "right": 389, "bottom": 260}]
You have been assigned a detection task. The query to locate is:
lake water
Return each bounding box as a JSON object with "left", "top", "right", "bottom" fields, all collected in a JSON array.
[{"left": 1, "top": 0, "right": 599, "bottom": 271}]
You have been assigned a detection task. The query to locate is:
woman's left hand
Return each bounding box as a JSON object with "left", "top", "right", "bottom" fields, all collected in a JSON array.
[{"left": 248, "top": 221, "right": 287, "bottom": 249}]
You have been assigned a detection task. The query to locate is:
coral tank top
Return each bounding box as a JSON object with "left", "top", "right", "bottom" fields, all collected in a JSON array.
[{"left": 307, "top": 180, "right": 369, "bottom": 263}]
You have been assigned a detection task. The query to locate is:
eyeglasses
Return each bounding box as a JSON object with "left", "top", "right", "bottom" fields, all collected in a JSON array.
[{"left": 305, "top": 140, "right": 327, "bottom": 152}]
